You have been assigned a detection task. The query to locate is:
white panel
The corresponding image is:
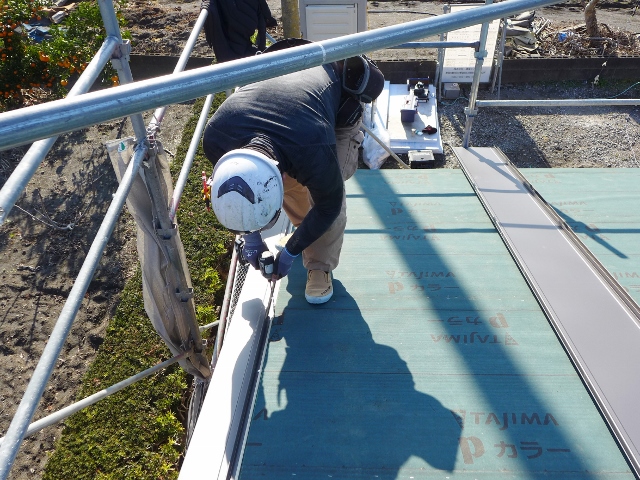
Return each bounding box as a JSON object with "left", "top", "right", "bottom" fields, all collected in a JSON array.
[
  {"left": 179, "top": 217, "right": 290, "bottom": 480},
  {"left": 374, "top": 80, "right": 391, "bottom": 129},
  {"left": 306, "top": 4, "right": 357, "bottom": 42},
  {"left": 441, "top": 4, "right": 500, "bottom": 83}
]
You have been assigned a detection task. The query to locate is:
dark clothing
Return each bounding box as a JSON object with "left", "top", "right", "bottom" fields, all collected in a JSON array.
[
  {"left": 202, "top": 0, "right": 276, "bottom": 62},
  {"left": 203, "top": 64, "right": 344, "bottom": 257}
]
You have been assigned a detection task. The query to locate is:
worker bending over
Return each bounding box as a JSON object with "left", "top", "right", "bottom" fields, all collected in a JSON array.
[{"left": 203, "top": 43, "right": 384, "bottom": 304}]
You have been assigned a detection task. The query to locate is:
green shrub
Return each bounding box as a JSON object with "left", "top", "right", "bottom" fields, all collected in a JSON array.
[{"left": 0, "top": 0, "right": 128, "bottom": 111}]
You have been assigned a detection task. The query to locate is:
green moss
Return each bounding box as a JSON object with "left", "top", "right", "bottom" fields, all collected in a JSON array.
[
  {"left": 171, "top": 94, "right": 234, "bottom": 315},
  {"left": 43, "top": 93, "right": 233, "bottom": 479}
]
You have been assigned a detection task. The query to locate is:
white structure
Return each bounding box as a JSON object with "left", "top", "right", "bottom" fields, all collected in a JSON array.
[
  {"left": 299, "top": 0, "right": 367, "bottom": 41},
  {"left": 441, "top": 4, "right": 500, "bottom": 83}
]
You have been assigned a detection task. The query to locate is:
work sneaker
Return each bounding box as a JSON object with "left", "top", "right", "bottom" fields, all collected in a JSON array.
[
  {"left": 305, "top": 270, "right": 333, "bottom": 304},
  {"left": 275, "top": 232, "right": 294, "bottom": 252}
]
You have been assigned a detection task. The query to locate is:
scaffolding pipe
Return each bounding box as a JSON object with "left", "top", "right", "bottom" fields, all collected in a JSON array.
[
  {"left": 0, "top": 352, "right": 188, "bottom": 448},
  {"left": 462, "top": 0, "right": 494, "bottom": 148},
  {"left": 391, "top": 41, "right": 478, "bottom": 49},
  {"left": 490, "top": 18, "right": 507, "bottom": 95},
  {"left": 360, "top": 123, "right": 410, "bottom": 169},
  {"left": 110, "top": 46, "right": 148, "bottom": 142},
  {"left": 0, "top": 144, "right": 148, "bottom": 479},
  {"left": 169, "top": 93, "right": 215, "bottom": 221},
  {"left": 0, "top": 0, "right": 570, "bottom": 151},
  {"left": 0, "top": 1, "right": 148, "bottom": 473},
  {"left": 496, "top": 18, "right": 508, "bottom": 98},
  {"left": 212, "top": 238, "right": 241, "bottom": 368},
  {"left": 149, "top": 9, "right": 210, "bottom": 133},
  {"left": 0, "top": 36, "right": 121, "bottom": 226},
  {"left": 477, "top": 98, "right": 640, "bottom": 107},
  {"left": 436, "top": 4, "right": 450, "bottom": 101},
  {"left": 200, "top": 320, "right": 220, "bottom": 332},
  {"left": 97, "top": 0, "right": 147, "bottom": 144}
]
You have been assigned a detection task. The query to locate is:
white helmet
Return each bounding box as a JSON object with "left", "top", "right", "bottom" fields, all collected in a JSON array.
[{"left": 210, "top": 149, "right": 284, "bottom": 234}]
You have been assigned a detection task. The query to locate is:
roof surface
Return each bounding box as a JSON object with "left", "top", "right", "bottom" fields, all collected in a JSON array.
[{"left": 238, "top": 168, "right": 638, "bottom": 479}]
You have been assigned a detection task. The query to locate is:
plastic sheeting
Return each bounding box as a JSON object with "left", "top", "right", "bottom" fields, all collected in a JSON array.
[{"left": 107, "top": 137, "right": 210, "bottom": 379}]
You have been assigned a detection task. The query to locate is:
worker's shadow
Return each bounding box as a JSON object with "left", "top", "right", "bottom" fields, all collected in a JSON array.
[{"left": 240, "top": 280, "right": 462, "bottom": 478}]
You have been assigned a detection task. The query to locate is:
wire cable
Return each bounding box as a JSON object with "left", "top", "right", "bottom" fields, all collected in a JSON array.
[
  {"left": 368, "top": 10, "right": 438, "bottom": 16},
  {"left": 439, "top": 96, "right": 469, "bottom": 107},
  {"left": 608, "top": 81, "right": 640, "bottom": 99}
]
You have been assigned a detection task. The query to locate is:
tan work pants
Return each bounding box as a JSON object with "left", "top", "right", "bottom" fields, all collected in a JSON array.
[{"left": 282, "top": 122, "right": 364, "bottom": 272}]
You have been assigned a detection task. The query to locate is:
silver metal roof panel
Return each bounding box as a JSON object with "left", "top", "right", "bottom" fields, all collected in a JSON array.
[{"left": 454, "top": 146, "right": 640, "bottom": 475}]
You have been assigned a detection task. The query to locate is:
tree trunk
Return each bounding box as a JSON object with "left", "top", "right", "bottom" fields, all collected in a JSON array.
[
  {"left": 281, "top": 0, "right": 301, "bottom": 38},
  {"left": 585, "top": 0, "right": 599, "bottom": 38}
]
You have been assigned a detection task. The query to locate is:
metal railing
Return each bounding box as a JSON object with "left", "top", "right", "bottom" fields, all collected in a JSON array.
[
  {"left": 0, "top": 0, "right": 568, "bottom": 151},
  {"left": 476, "top": 98, "right": 640, "bottom": 107},
  {"left": 0, "top": 0, "right": 211, "bottom": 475},
  {"left": 0, "top": 0, "right": 587, "bottom": 476}
]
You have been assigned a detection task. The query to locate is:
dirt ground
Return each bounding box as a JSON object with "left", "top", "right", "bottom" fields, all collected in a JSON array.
[
  {"left": 124, "top": 0, "right": 640, "bottom": 59},
  {"left": 1, "top": 1, "right": 639, "bottom": 478},
  {"left": 0, "top": 103, "right": 195, "bottom": 479}
]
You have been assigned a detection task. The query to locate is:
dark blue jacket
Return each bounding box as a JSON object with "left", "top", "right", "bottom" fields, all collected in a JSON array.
[{"left": 203, "top": 64, "right": 344, "bottom": 256}]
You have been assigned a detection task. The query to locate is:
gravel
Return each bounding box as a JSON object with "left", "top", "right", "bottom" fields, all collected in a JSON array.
[
  {"left": 122, "top": 0, "right": 640, "bottom": 171},
  {"left": 433, "top": 82, "right": 640, "bottom": 169}
]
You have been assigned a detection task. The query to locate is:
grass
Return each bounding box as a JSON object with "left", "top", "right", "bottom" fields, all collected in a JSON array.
[{"left": 43, "top": 93, "right": 233, "bottom": 479}]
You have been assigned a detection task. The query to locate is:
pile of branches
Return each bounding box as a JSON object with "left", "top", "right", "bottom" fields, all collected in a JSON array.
[{"left": 536, "top": 20, "right": 640, "bottom": 57}]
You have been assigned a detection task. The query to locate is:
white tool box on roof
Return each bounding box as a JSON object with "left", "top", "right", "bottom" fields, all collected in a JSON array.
[{"left": 375, "top": 81, "right": 444, "bottom": 154}]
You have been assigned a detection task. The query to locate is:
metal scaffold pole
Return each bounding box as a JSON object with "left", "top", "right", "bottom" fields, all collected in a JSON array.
[{"left": 462, "top": 0, "right": 494, "bottom": 148}]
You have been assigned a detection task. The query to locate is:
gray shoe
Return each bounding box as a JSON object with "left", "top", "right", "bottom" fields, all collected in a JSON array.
[{"left": 305, "top": 270, "right": 333, "bottom": 304}]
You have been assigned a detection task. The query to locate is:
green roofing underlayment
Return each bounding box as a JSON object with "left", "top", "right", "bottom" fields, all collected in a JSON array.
[{"left": 239, "top": 169, "right": 638, "bottom": 479}]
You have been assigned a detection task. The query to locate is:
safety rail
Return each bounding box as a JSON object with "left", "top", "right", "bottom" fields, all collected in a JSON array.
[
  {"left": 0, "top": 37, "right": 120, "bottom": 226},
  {"left": 392, "top": 41, "right": 479, "bottom": 49},
  {"left": 0, "top": 0, "right": 577, "bottom": 477},
  {"left": 0, "top": 0, "right": 567, "bottom": 151},
  {"left": 477, "top": 98, "right": 640, "bottom": 107}
]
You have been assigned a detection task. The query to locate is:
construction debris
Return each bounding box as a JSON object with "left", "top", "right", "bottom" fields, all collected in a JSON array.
[{"left": 503, "top": 11, "right": 640, "bottom": 58}]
